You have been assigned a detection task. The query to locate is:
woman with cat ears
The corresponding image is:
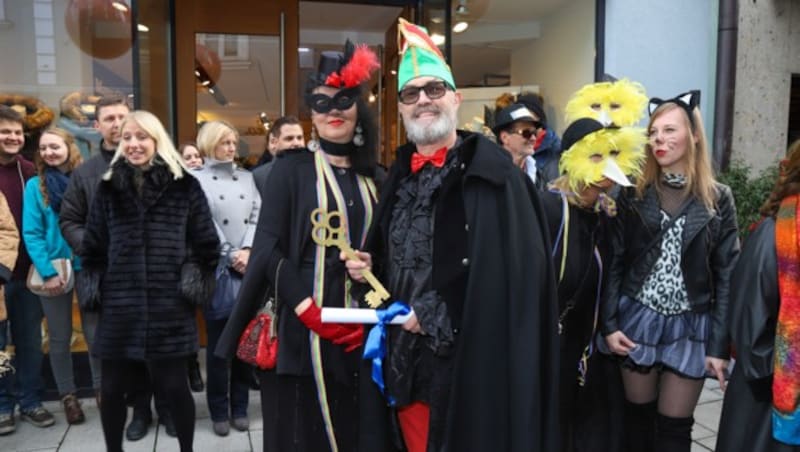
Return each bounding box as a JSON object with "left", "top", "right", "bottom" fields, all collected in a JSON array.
[{"left": 598, "top": 90, "right": 740, "bottom": 452}]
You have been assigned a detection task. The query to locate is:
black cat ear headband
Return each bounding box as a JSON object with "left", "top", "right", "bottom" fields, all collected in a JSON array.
[{"left": 648, "top": 90, "right": 701, "bottom": 128}]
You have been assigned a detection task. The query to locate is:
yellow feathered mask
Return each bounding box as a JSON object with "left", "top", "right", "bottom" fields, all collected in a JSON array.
[
  {"left": 559, "top": 118, "right": 647, "bottom": 194},
  {"left": 564, "top": 79, "right": 648, "bottom": 127}
]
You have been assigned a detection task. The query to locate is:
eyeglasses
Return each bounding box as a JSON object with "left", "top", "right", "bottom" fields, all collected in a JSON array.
[
  {"left": 305, "top": 88, "right": 359, "bottom": 114},
  {"left": 511, "top": 128, "right": 537, "bottom": 140},
  {"left": 398, "top": 81, "right": 450, "bottom": 105}
]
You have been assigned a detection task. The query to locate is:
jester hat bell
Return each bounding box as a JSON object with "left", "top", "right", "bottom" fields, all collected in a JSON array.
[{"left": 397, "top": 18, "right": 456, "bottom": 91}]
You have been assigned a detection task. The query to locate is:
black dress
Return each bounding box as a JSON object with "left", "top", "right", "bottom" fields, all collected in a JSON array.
[
  {"left": 540, "top": 190, "right": 624, "bottom": 452},
  {"left": 215, "top": 149, "right": 389, "bottom": 452},
  {"left": 717, "top": 219, "right": 800, "bottom": 452}
]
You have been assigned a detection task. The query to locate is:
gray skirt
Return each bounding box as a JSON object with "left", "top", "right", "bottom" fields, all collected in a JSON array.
[{"left": 598, "top": 295, "right": 709, "bottom": 379}]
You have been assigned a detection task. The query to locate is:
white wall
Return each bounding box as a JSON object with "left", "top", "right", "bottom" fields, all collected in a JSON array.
[
  {"left": 603, "top": 0, "right": 718, "bottom": 135},
  {"left": 509, "top": 0, "right": 595, "bottom": 134}
]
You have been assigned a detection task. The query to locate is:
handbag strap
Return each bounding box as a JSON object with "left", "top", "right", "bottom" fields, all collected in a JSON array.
[{"left": 632, "top": 197, "right": 693, "bottom": 268}]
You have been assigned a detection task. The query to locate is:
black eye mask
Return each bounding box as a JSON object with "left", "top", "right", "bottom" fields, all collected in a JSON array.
[{"left": 305, "top": 87, "right": 360, "bottom": 113}]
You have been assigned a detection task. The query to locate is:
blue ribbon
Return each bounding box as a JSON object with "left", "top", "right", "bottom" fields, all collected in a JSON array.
[{"left": 362, "top": 301, "right": 411, "bottom": 406}]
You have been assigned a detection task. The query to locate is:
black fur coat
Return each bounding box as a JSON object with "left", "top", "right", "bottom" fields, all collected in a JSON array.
[{"left": 80, "top": 160, "right": 219, "bottom": 360}]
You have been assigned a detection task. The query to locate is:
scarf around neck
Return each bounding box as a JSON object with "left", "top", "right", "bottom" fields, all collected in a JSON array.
[
  {"left": 44, "top": 167, "right": 70, "bottom": 213},
  {"left": 773, "top": 194, "right": 800, "bottom": 444}
]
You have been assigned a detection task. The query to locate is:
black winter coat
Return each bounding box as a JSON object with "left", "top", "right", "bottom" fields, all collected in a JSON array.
[
  {"left": 600, "top": 184, "right": 739, "bottom": 358},
  {"left": 717, "top": 219, "right": 800, "bottom": 452},
  {"left": 60, "top": 147, "right": 115, "bottom": 255},
  {"left": 81, "top": 161, "right": 219, "bottom": 360},
  {"left": 365, "top": 132, "right": 560, "bottom": 452}
]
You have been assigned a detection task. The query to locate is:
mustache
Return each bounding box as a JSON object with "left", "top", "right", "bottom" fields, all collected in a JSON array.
[{"left": 412, "top": 105, "right": 441, "bottom": 118}]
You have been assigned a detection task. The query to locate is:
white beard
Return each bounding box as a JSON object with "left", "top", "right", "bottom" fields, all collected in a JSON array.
[{"left": 403, "top": 106, "right": 458, "bottom": 146}]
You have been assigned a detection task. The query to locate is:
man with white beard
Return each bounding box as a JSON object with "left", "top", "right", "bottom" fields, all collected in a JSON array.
[{"left": 345, "top": 18, "right": 560, "bottom": 452}]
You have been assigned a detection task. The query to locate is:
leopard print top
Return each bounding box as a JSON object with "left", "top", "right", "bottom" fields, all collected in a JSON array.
[{"left": 635, "top": 210, "right": 691, "bottom": 315}]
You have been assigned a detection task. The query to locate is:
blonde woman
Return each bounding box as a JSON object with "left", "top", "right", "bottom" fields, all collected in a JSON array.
[
  {"left": 81, "top": 111, "right": 219, "bottom": 452},
  {"left": 599, "top": 91, "right": 739, "bottom": 451},
  {"left": 193, "top": 120, "right": 261, "bottom": 436},
  {"left": 22, "top": 128, "right": 87, "bottom": 424}
]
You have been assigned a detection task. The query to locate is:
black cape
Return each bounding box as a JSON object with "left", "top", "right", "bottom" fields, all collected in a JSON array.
[
  {"left": 364, "top": 132, "right": 560, "bottom": 452},
  {"left": 540, "top": 191, "right": 624, "bottom": 452},
  {"left": 717, "top": 219, "right": 800, "bottom": 451}
]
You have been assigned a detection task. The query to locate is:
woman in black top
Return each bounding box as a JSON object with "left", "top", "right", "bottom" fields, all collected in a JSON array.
[
  {"left": 216, "top": 41, "right": 385, "bottom": 452},
  {"left": 599, "top": 91, "right": 739, "bottom": 452}
]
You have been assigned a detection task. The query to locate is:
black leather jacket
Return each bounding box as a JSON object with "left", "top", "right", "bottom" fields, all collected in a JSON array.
[{"left": 600, "top": 184, "right": 740, "bottom": 359}]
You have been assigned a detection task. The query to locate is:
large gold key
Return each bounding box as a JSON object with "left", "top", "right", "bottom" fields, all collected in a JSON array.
[{"left": 310, "top": 208, "right": 390, "bottom": 308}]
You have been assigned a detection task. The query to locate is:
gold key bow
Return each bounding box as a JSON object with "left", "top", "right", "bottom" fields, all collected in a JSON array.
[{"left": 310, "top": 208, "right": 390, "bottom": 308}]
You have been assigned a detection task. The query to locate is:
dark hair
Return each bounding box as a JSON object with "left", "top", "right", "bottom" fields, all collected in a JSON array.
[
  {"left": 95, "top": 95, "right": 129, "bottom": 120},
  {"left": 350, "top": 95, "right": 378, "bottom": 178},
  {"left": 269, "top": 116, "right": 301, "bottom": 139},
  {"left": 760, "top": 138, "right": 800, "bottom": 218},
  {"left": 0, "top": 105, "right": 23, "bottom": 126},
  {"left": 516, "top": 91, "right": 547, "bottom": 126}
]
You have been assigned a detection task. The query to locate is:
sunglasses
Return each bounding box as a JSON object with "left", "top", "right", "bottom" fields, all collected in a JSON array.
[
  {"left": 511, "top": 128, "right": 538, "bottom": 140},
  {"left": 398, "top": 81, "right": 451, "bottom": 105},
  {"left": 306, "top": 87, "right": 359, "bottom": 114}
]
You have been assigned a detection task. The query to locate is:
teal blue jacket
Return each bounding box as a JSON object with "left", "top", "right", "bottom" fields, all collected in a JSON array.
[{"left": 22, "top": 176, "right": 81, "bottom": 279}]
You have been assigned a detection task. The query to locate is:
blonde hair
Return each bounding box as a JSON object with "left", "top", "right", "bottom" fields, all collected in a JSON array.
[
  {"left": 637, "top": 102, "right": 718, "bottom": 210},
  {"left": 35, "top": 127, "right": 83, "bottom": 206},
  {"left": 196, "top": 120, "right": 239, "bottom": 159},
  {"left": 103, "top": 110, "right": 187, "bottom": 181}
]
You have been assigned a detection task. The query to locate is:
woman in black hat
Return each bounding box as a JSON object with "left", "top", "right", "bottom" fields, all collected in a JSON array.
[{"left": 215, "top": 41, "right": 385, "bottom": 452}]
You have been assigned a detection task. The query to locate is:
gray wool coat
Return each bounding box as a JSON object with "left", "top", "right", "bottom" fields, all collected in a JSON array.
[{"left": 193, "top": 159, "right": 261, "bottom": 253}]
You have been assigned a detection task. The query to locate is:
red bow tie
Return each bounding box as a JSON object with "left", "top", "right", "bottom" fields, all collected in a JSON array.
[{"left": 410, "top": 147, "right": 448, "bottom": 174}]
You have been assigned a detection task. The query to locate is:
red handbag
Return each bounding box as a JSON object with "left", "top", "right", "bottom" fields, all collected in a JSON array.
[
  {"left": 236, "top": 301, "right": 278, "bottom": 369},
  {"left": 236, "top": 260, "right": 283, "bottom": 370}
]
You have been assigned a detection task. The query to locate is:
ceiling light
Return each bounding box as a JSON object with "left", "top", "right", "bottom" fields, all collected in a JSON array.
[
  {"left": 430, "top": 33, "right": 445, "bottom": 46},
  {"left": 111, "top": 1, "right": 129, "bottom": 12},
  {"left": 453, "top": 21, "right": 469, "bottom": 33},
  {"left": 208, "top": 88, "right": 215, "bottom": 94},
  {"left": 455, "top": 0, "right": 469, "bottom": 15},
  {"left": 430, "top": 16, "right": 443, "bottom": 24},
  {"left": 390, "top": 70, "right": 397, "bottom": 75},
  {"left": 368, "top": 94, "right": 376, "bottom": 103},
  {"left": 201, "top": 80, "right": 211, "bottom": 86},
  {"left": 137, "top": 24, "right": 149, "bottom": 32},
  {"left": 194, "top": 70, "right": 201, "bottom": 77},
  {"left": 298, "top": 47, "right": 310, "bottom": 53}
]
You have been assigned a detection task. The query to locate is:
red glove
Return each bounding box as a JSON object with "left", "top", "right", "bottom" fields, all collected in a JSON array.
[{"left": 298, "top": 302, "right": 364, "bottom": 352}]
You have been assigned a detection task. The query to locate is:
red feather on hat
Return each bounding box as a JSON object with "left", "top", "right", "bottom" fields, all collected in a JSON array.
[{"left": 338, "top": 45, "right": 380, "bottom": 88}]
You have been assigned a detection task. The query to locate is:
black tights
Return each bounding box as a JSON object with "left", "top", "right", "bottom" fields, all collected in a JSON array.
[
  {"left": 101, "top": 358, "right": 195, "bottom": 452},
  {"left": 621, "top": 368, "right": 703, "bottom": 452}
]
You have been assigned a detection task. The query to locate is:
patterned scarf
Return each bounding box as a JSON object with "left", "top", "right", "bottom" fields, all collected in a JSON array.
[{"left": 773, "top": 194, "right": 800, "bottom": 444}]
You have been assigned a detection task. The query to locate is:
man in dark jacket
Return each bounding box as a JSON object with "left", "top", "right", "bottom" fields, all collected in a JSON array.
[
  {"left": 517, "top": 92, "right": 563, "bottom": 183},
  {"left": 59, "top": 97, "right": 171, "bottom": 440},
  {"left": 345, "top": 19, "right": 559, "bottom": 452},
  {"left": 0, "top": 106, "right": 55, "bottom": 434},
  {"left": 252, "top": 115, "right": 304, "bottom": 194}
]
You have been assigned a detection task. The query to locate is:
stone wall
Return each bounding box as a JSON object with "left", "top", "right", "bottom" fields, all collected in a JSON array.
[{"left": 731, "top": 0, "right": 800, "bottom": 172}]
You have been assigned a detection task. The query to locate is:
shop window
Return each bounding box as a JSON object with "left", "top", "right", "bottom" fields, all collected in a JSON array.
[{"left": 0, "top": 0, "right": 134, "bottom": 159}]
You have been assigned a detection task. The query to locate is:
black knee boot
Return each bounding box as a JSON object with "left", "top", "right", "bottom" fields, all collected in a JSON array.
[
  {"left": 624, "top": 400, "right": 656, "bottom": 452},
  {"left": 655, "top": 414, "right": 693, "bottom": 452}
]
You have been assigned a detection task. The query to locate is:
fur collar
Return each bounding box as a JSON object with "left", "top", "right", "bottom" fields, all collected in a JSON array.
[{"left": 108, "top": 159, "right": 183, "bottom": 210}]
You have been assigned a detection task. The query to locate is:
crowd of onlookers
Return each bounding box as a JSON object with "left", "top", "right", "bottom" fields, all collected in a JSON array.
[{"left": 1, "top": 20, "right": 800, "bottom": 452}]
